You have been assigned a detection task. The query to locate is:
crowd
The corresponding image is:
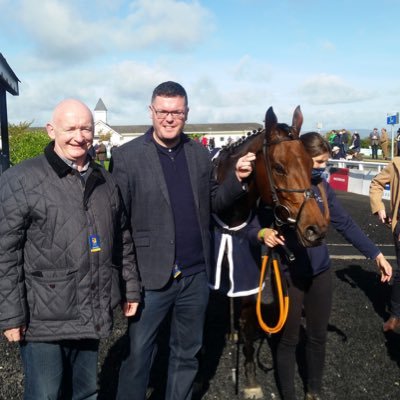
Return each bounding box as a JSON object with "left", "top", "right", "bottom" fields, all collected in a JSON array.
[
  {"left": 328, "top": 127, "right": 400, "bottom": 161},
  {"left": 0, "top": 81, "right": 397, "bottom": 400}
]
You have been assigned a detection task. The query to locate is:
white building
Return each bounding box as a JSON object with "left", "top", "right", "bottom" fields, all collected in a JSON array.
[{"left": 93, "top": 99, "right": 263, "bottom": 147}]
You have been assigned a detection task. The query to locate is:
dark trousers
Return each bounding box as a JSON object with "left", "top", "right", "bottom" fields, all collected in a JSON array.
[
  {"left": 20, "top": 339, "right": 99, "bottom": 400},
  {"left": 276, "top": 269, "right": 332, "bottom": 400},
  {"left": 391, "top": 222, "right": 400, "bottom": 316},
  {"left": 371, "top": 144, "right": 379, "bottom": 159},
  {"left": 117, "top": 271, "right": 209, "bottom": 400}
]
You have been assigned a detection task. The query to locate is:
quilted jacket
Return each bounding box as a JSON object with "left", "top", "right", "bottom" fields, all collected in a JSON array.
[{"left": 0, "top": 142, "right": 141, "bottom": 341}]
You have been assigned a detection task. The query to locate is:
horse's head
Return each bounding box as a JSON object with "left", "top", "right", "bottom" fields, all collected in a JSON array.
[{"left": 255, "top": 106, "right": 328, "bottom": 247}]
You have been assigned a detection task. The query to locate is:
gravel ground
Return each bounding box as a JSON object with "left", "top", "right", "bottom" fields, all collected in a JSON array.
[{"left": 1, "top": 191, "right": 400, "bottom": 400}]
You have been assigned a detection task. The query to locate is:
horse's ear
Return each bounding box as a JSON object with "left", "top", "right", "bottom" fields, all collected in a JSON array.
[
  {"left": 291, "top": 106, "right": 303, "bottom": 137},
  {"left": 265, "top": 107, "right": 277, "bottom": 131}
]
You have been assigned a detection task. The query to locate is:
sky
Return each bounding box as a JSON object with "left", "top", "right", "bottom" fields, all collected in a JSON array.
[{"left": 1, "top": 0, "right": 399, "bottom": 133}]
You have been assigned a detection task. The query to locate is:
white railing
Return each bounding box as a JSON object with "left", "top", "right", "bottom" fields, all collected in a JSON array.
[{"left": 328, "top": 159, "right": 387, "bottom": 172}]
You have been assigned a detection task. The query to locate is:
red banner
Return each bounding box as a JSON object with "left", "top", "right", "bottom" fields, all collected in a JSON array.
[{"left": 328, "top": 168, "right": 349, "bottom": 191}]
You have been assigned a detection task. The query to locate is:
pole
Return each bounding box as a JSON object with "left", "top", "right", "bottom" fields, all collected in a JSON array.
[
  {"left": 391, "top": 124, "right": 394, "bottom": 160},
  {"left": 0, "top": 89, "right": 10, "bottom": 173}
]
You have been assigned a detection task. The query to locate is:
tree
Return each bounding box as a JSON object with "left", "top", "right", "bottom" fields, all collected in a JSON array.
[{"left": 8, "top": 122, "right": 50, "bottom": 165}]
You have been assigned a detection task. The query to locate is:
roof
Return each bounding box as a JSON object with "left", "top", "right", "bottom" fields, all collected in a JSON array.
[
  {"left": 94, "top": 98, "right": 107, "bottom": 111},
  {"left": 109, "top": 122, "right": 263, "bottom": 135},
  {"left": 0, "top": 53, "right": 20, "bottom": 95}
]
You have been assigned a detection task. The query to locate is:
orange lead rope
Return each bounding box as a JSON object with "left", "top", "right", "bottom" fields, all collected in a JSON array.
[{"left": 256, "top": 249, "right": 289, "bottom": 334}]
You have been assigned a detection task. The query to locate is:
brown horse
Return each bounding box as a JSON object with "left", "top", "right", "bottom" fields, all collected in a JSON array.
[
  {"left": 213, "top": 106, "right": 328, "bottom": 246},
  {"left": 211, "top": 106, "right": 329, "bottom": 397}
]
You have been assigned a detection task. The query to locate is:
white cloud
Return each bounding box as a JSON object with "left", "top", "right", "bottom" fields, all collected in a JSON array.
[
  {"left": 113, "top": 0, "right": 215, "bottom": 51},
  {"left": 298, "top": 74, "right": 373, "bottom": 105},
  {"left": 232, "top": 55, "right": 273, "bottom": 82},
  {"left": 17, "top": 0, "right": 104, "bottom": 61},
  {"left": 8, "top": 0, "right": 214, "bottom": 66}
]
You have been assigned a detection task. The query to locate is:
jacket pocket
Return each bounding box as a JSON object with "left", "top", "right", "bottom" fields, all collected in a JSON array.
[
  {"left": 31, "top": 271, "right": 78, "bottom": 321},
  {"left": 134, "top": 235, "right": 150, "bottom": 247}
]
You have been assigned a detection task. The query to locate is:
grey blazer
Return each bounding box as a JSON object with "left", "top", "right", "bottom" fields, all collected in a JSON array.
[{"left": 110, "top": 129, "right": 245, "bottom": 290}]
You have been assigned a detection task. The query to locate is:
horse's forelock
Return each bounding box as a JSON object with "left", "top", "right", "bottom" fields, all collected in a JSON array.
[{"left": 266, "top": 123, "right": 296, "bottom": 144}]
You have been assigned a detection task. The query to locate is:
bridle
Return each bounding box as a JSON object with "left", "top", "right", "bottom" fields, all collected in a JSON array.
[{"left": 262, "top": 130, "right": 315, "bottom": 227}]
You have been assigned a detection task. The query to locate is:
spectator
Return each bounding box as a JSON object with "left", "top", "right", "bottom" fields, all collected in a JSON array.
[
  {"left": 380, "top": 128, "right": 389, "bottom": 160},
  {"left": 95, "top": 140, "right": 107, "bottom": 166},
  {"left": 348, "top": 131, "right": 361, "bottom": 160},
  {"left": 396, "top": 128, "right": 400, "bottom": 156},
  {"left": 0, "top": 99, "right": 141, "bottom": 399},
  {"left": 369, "top": 128, "right": 380, "bottom": 159},
  {"left": 331, "top": 145, "right": 344, "bottom": 159},
  {"left": 341, "top": 129, "right": 350, "bottom": 153},
  {"left": 332, "top": 130, "right": 346, "bottom": 158},
  {"left": 201, "top": 135, "right": 208, "bottom": 148},
  {"left": 209, "top": 137, "right": 215, "bottom": 151},
  {"left": 110, "top": 81, "right": 255, "bottom": 400},
  {"left": 370, "top": 158, "right": 400, "bottom": 332}
]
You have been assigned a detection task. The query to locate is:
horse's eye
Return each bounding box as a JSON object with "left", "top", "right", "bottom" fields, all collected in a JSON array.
[{"left": 273, "top": 164, "right": 286, "bottom": 175}]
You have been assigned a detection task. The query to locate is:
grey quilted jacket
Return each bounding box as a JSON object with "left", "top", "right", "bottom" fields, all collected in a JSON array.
[{"left": 0, "top": 142, "right": 141, "bottom": 341}]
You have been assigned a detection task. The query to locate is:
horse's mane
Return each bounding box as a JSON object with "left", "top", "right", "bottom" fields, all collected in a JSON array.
[
  {"left": 217, "top": 128, "right": 263, "bottom": 158},
  {"left": 216, "top": 122, "right": 293, "bottom": 161}
]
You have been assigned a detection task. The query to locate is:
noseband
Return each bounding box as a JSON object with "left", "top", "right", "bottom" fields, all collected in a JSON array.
[{"left": 262, "top": 132, "right": 315, "bottom": 227}]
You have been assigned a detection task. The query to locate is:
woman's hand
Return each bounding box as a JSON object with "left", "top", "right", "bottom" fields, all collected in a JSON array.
[
  {"left": 259, "top": 228, "right": 285, "bottom": 248},
  {"left": 375, "top": 253, "right": 392, "bottom": 283}
]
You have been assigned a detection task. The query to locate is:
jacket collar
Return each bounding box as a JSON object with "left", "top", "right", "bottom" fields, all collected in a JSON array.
[{"left": 44, "top": 141, "right": 103, "bottom": 179}]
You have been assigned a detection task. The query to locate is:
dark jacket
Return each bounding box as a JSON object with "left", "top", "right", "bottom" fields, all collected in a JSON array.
[
  {"left": 0, "top": 142, "right": 141, "bottom": 341},
  {"left": 110, "top": 129, "right": 246, "bottom": 290},
  {"left": 96, "top": 143, "right": 107, "bottom": 161},
  {"left": 248, "top": 179, "right": 380, "bottom": 277}
]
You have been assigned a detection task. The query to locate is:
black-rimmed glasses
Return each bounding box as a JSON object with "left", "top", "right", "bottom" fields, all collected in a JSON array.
[{"left": 151, "top": 106, "right": 186, "bottom": 120}]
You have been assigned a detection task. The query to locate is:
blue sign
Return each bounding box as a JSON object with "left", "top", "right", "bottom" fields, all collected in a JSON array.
[{"left": 387, "top": 113, "right": 399, "bottom": 125}]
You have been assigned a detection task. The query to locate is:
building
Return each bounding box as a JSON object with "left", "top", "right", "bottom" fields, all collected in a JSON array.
[{"left": 93, "top": 99, "right": 263, "bottom": 147}]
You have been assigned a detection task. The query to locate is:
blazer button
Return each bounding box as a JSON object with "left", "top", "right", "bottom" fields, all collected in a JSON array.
[{"left": 170, "top": 240, "right": 174, "bottom": 245}]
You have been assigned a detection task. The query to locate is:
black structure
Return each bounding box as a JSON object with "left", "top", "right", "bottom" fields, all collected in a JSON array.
[{"left": 0, "top": 53, "right": 20, "bottom": 173}]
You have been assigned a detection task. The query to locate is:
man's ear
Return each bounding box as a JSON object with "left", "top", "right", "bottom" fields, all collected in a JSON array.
[{"left": 46, "top": 123, "right": 55, "bottom": 140}]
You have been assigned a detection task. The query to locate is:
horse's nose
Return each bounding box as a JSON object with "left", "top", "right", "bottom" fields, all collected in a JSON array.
[{"left": 304, "top": 224, "right": 326, "bottom": 244}]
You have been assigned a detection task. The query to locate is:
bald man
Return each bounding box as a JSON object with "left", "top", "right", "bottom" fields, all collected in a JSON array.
[{"left": 0, "top": 99, "right": 141, "bottom": 399}]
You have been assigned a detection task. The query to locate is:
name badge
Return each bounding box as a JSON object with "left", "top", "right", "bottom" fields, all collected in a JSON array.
[{"left": 89, "top": 234, "right": 101, "bottom": 252}]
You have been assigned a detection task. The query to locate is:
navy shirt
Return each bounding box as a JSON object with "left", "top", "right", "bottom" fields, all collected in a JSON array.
[{"left": 153, "top": 135, "right": 205, "bottom": 276}]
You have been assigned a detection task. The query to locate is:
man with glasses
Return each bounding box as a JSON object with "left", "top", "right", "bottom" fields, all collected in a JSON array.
[{"left": 110, "top": 81, "right": 255, "bottom": 400}]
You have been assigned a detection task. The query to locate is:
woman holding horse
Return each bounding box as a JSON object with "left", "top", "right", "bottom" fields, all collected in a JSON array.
[{"left": 249, "top": 132, "right": 392, "bottom": 400}]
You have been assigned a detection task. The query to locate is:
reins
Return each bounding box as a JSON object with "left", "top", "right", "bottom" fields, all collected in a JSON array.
[{"left": 256, "top": 247, "right": 289, "bottom": 334}]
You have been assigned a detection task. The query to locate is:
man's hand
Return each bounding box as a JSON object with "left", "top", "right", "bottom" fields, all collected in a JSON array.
[
  {"left": 3, "top": 326, "right": 26, "bottom": 342},
  {"left": 235, "top": 152, "right": 256, "bottom": 181},
  {"left": 122, "top": 301, "right": 139, "bottom": 317},
  {"left": 377, "top": 209, "right": 390, "bottom": 225}
]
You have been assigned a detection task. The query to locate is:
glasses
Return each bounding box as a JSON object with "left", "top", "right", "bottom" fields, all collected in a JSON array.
[{"left": 151, "top": 106, "right": 186, "bottom": 120}]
